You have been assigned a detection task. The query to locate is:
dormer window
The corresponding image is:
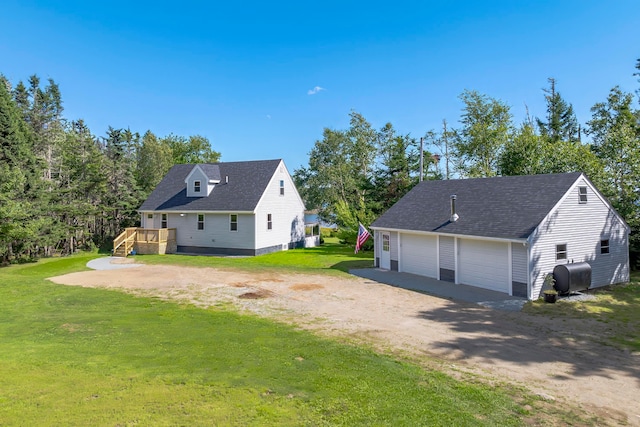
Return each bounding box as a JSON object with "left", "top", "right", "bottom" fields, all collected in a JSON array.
[
  {"left": 194, "top": 180, "right": 201, "bottom": 193},
  {"left": 578, "top": 186, "right": 587, "bottom": 204}
]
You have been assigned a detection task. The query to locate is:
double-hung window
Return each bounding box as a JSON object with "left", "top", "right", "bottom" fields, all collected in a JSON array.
[
  {"left": 600, "top": 239, "right": 610, "bottom": 255},
  {"left": 267, "top": 214, "right": 272, "bottom": 230},
  {"left": 556, "top": 244, "right": 567, "bottom": 260},
  {"left": 578, "top": 186, "right": 588, "bottom": 203},
  {"left": 279, "top": 180, "right": 285, "bottom": 196},
  {"left": 194, "top": 180, "right": 201, "bottom": 193},
  {"left": 197, "top": 214, "right": 204, "bottom": 230},
  {"left": 161, "top": 213, "right": 167, "bottom": 229},
  {"left": 230, "top": 214, "right": 238, "bottom": 231}
]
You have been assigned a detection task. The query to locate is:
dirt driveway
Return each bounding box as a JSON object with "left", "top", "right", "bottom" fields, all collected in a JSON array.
[{"left": 49, "top": 263, "right": 640, "bottom": 425}]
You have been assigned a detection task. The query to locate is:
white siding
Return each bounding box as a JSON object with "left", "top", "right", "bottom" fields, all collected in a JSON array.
[
  {"left": 511, "top": 243, "right": 528, "bottom": 283},
  {"left": 254, "top": 160, "right": 305, "bottom": 250},
  {"left": 458, "top": 239, "right": 509, "bottom": 292},
  {"left": 530, "top": 177, "right": 629, "bottom": 298},
  {"left": 439, "top": 236, "right": 455, "bottom": 270},
  {"left": 400, "top": 233, "right": 438, "bottom": 278},
  {"left": 390, "top": 231, "right": 399, "bottom": 261},
  {"left": 174, "top": 212, "right": 255, "bottom": 249},
  {"left": 185, "top": 168, "right": 208, "bottom": 198}
]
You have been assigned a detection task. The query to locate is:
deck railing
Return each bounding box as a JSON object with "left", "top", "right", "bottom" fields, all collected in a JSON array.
[{"left": 113, "top": 228, "right": 176, "bottom": 256}]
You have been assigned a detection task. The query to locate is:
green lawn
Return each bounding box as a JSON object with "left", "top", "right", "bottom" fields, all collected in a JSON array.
[
  {"left": 523, "top": 272, "right": 640, "bottom": 351},
  {"left": 0, "top": 251, "right": 589, "bottom": 425},
  {"left": 132, "top": 238, "right": 374, "bottom": 274}
]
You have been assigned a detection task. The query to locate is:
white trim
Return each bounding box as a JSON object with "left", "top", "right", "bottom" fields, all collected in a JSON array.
[
  {"left": 253, "top": 160, "right": 306, "bottom": 213},
  {"left": 526, "top": 240, "right": 531, "bottom": 300},
  {"left": 453, "top": 237, "right": 459, "bottom": 284},
  {"left": 197, "top": 213, "right": 205, "bottom": 231},
  {"left": 370, "top": 227, "right": 527, "bottom": 245},
  {"left": 507, "top": 243, "right": 513, "bottom": 296},
  {"left": 184, "top": 165, "right": 220, "bottom": 185},
  {"left": 436, "top": 235, "right": 440, "bottom": 280},
  {"left": 229, "top": 214, "right": 238, "bottom": 232},
  {"left": 534, "top": 173, "right": 630, "bottom": 238}
]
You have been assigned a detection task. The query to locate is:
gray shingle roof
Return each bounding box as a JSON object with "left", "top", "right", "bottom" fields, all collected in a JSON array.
[
  {"left": 139, "top": 159, "right": 282, "bottom": 212},
  {"left": 371, "top": 172, "right": 583, "bottom": 240}
]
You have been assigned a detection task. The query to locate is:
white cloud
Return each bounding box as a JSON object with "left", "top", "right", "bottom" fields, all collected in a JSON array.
[{"left": 307, "top": 86, "right": 325, "bottom": 95}]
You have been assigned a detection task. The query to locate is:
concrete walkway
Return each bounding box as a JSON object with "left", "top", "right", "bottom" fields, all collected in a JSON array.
[
  {"left": 350, "top": 268, "right": 527, "bottom": 311},
  {"left": 87, "top": 257, "right": 143, "bottom": 271}
]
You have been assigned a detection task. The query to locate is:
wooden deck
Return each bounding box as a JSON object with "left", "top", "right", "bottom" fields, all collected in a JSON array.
[{"left": 113, "top": 228, "right": 177, "bottom": 257}]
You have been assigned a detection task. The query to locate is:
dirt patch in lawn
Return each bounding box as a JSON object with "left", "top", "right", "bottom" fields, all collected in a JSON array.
[{"left": 49, "top": 264, "right": 640, "bottom": 426}]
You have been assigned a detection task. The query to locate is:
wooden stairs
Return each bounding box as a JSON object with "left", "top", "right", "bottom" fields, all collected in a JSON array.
[{"left": 112, "top": 228, "right": 137, "bottom": 257}]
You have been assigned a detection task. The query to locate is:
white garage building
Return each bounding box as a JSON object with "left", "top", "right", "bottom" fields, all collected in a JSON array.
[{"left": 370, "top": 172, "right": 629, "bottom": 300}]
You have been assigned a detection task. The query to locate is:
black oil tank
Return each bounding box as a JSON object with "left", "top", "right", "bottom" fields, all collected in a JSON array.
[{"left": 553, "top": 262, "right": 592, "bottom": 295}]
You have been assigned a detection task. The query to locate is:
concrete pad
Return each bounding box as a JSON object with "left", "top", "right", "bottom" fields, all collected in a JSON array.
[
  {"left": 87, "top": 257, "right": 143, "bottom": 271},
  {"left": 350, "top": 268, "right": 526, "bottom": 311}
]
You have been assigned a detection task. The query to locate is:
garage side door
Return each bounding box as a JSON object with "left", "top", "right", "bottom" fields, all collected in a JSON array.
[
  {"left": 458, "top": 239, "right": 509, "bottom": 293},
  {"left": 400, "top": 234, "right": 438, "bottom": 278}
]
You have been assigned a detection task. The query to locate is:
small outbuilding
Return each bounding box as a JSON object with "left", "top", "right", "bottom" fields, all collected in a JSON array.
[{"left": 370, "top": 172, "right": 629, "bottom": 300}]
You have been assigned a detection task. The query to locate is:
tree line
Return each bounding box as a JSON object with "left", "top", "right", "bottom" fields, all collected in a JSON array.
[
  {"left": 2, "top": 59, "right": 639, "bottom": 264},
  {"left": 294, "top": 59, "right": 640, "bottom": 260},
  {"left": 0, "top": 74, "right": 220, "bottom": 264}
]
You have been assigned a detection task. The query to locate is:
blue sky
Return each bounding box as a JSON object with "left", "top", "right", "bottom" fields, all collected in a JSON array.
[{"left": 1, "top": 0, "right": 638, "bottom": 171}]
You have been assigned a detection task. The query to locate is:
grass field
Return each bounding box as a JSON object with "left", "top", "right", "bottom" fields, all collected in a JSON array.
[
  {"left": 132, "top": 238, "right": 374, "bottom": 274},
  {"left": 0, "top": 252, "right": 542, "bottom": 426},
  {"left": 523, "top": 272, "right": 640, "bottom": 351}
]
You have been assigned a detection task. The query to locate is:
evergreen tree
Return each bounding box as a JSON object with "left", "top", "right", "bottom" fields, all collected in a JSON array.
[
  {"left": 536, "top": 78, "right": 580, "bottom": 143},
  {"left": 0, "top": 76, "right": 46, "bottom": 262},
  {"left": 102, "top": 127, "right": 143, "bottom": 239}
]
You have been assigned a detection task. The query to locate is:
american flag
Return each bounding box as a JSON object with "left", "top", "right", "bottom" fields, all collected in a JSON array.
[{"left": 354, "top": 223, "right": 371, "bottom": 254}]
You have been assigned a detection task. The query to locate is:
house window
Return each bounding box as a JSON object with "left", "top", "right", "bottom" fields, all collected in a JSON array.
[
  {"left": 578, "top": 186, "right": 588, "bottom": 204},
  {"left": 161, "top": 213, "right": 167, "bottom": 229},
  {"left": 147, "top": 213, "right": 153, "bottom": 219},
  {"left": 194, "top": 180, "right": 201, "bottom": 193},
  {"left": 267, "top": 213, "right": 272, "bottom": 230},
  {"left": 382, "top": 234, "right": 390, "bottom": 252},
  {"left": 600, "top": 239, "right": 610, "bottom": 254},
  {"left": 230, "top": 214, "right": 238, "bottom": 231},
  {"left": 556, "top": 244, "right": 567, "bottom": 260},
  {"left": 197, "top": 214, "right": 204, "bottom": 230},
  {"left": 279, "top": 180, "right": 284, "bottom": 196}
]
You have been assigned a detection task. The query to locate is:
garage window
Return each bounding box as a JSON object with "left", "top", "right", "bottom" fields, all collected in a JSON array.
[
  {"left": 382, "top": 234, "right": 390, "bottom": 252},
  {"left": 556, "top": 244, "right": 567, "bottom": 260},
  {"left": 578, "top": 186, "right": 588, "bottom": 203}
]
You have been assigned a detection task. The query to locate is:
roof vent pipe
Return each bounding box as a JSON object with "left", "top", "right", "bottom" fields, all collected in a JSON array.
[
  {"left": 450, "top": 194, "right": 459, "bottom": 222},
  {"left": 225, "top": 175, "right": 229, "bottom": 184}
]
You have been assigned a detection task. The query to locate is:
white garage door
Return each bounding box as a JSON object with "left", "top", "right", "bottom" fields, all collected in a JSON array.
[
  {"left": 400, "top": 234, "right": 438, "bottom": 278},
  {"left": 458, "top": 239, "right": 509, "bottom": 293}
]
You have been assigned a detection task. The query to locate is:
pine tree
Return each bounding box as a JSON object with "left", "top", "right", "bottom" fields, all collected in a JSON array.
[
  {"left": 0, "top": 76, "right": 45, "bottom": 262},
  {"left": 536, "top": 78, "right": 580, "bottom": 143}
]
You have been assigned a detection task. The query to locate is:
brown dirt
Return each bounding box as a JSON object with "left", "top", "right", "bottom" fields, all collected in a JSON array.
[{"left": 49, "top": 263, "right": 640, "bottom": 425}]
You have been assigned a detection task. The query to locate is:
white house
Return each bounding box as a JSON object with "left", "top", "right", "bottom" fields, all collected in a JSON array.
[
  {"left": 137, "top": 159, "right": 306, "bottom": 256},
  {"left": 370, "top": 172, "right": 629, "bottom": 300}
]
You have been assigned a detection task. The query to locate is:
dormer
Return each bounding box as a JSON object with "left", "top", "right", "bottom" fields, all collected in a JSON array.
[{"left": 185, "top": 164, "right": 221, "bottom": 197}]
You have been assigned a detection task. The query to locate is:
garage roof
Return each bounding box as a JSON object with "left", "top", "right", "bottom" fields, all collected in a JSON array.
[{"left": 371, "top": 172, "right": 583, "bottom": 240}]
